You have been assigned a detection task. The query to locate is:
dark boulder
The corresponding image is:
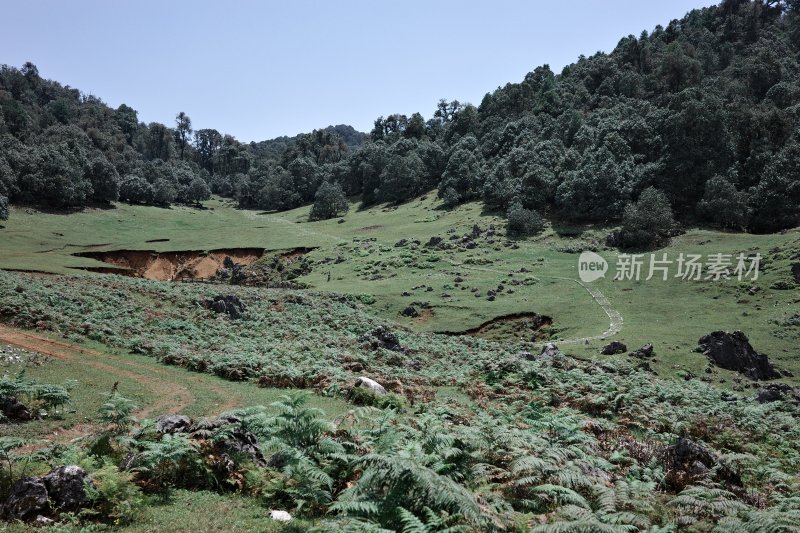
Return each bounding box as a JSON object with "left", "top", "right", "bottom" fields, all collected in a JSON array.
[
  {"left": 156, "top": 414, "right": 193, "bottom": 434},
  {"left": 202, "top": 295, "right": 246, "bottom": 319},
  {"left": 631, "top": 343, "right": 654, "bottom": 358},
  {"left": 2, "top": 477, "right": 49, "bottom": 520},
  {"left": 667, "top": 437, "right": 741, "bottom": 490},
  {"left": 43, "top": 465, "right": 93, "bottom": 512},
  {"left": 540, "top": 343, "right": 559, "bottom": 358},
  {"left": 600, "top": 341, "right": 627, "bottom": 355},
  {"left": 394, "top": 239, "right": 408, "bottom": 247},
  {"left": 1, "top": 397, "right": 33, "bottom": 422},
  {"left": 755, "top": 383, "right": 799, "bottom": 404},
  {"left": 426, "top": 236, "right": 443, "bottom": 248},
  {"left": 401, "top": 306, "right": 419, "bottom": 318},
  {"left": 215, "top": 427, "right": 266, "bottom": 467},
  {"left": 698, "top": 331, "right": 780, "bottom": 380},
  {"left": 792, "top": 263, "right": 800, "bottom": 283},
  {"left": 361, "top": 326, "right": 404, "bottom": 352}
]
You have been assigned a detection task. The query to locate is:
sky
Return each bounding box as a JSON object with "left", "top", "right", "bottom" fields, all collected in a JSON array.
[{"left": 1, "top": 1, "right": 718, "bottom": 143}]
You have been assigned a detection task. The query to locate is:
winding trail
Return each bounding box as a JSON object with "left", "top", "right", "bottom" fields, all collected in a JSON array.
[
  {"left": 0, "top": 325, "right": 243, "bottom": 419},
  {"left": 442, "top": 258, "right": 623, "bottom": 344}
]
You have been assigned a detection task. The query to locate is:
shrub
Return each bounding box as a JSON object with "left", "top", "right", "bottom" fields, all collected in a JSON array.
[
  {"left": 618, "top": 187, "right": 675, "bottom": 248},
  {"left": 309, "top": 181, "right": 349, "bottom": 221},
  {"left": 506, "top": 203, "right": 545, "bottom": 237},
  {"left": 697, "top": 175, "right": 749, "bottom": 229}
]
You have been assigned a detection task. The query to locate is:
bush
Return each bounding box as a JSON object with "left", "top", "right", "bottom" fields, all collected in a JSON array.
[
  {"left": 0, "top": 195, "right": 7, "bottom": 221},
  {"left": 309, "top": 181, "right": 349, "bottom": 221},
  {"left": 506, "top": 203, "right": 545, "bottom": 237},
  {"left": 618, "top": 187, "right": 675, "bottom": 248},
  {"left": 697, "top": 175, "right": 749, "bottom": 229},
  {"left": 119, "top": 175, "right": 154, "bottom": 204}
]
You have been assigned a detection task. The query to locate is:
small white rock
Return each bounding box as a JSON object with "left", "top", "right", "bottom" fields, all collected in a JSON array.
[
  {"left": 269, "top": 510, "right": 292, "bottom": 522},
  {"left": 355, "top": 376, "right": 387, "bottom": 395}
]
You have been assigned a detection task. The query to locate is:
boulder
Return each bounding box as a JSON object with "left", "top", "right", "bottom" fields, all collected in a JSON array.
[
  {"left": 0, "top": 397, "right": 33, "bottom": 421},
  {"left": 155, "top": 414, "right": 192, "bottom": 434},
  {"left": 394, "top": 239, "right": 408, "bottom": 247},
  {"left": 540, "top": 343, "right": 559, "bottom": 358},
  {"left": 600, "top": 341, "right": 627, "bottom": 355},
  {"left": 43, "top": 465, "right": 93, "bottom": 512},
  {"left": 633, "top": 343, "right": 654, "bottom": 358},
  {"left": 517, "top": 351, "right": 534, "bottom": 361},
  {"left": 362, "top": 326, "right": 403, "bottom": 352},
  {"left": 202, "top": 295, "right": 246, "bottom": 319},
  {"left": 2, "top": 477, "right": 48, "bottom": 520},
  {"left": 698, "top": 331, "right": 780, "bottom": 380},
  {"left": 270, "top": 510, "right": 292, "bottom": 522},
  {"left": 426, "top": 236, "right": 443, "bottom": 248},
  {"left": 755, "top": 383, "right": 798, "bottom": 404},
  {"left": 354, "top": 376, "right": 387, "bottom": 395},
  {"left": 792, "top": 263, "right": 800, "bottom": 283},
  {"left": 667, "top": 437, "right": 741, "bottom": 490},
  {"left": 215, "top": 427, "right": 267, "bottom": 467},
  {"left": 400, "top": 306, "right": 419, "bottom": 318}
]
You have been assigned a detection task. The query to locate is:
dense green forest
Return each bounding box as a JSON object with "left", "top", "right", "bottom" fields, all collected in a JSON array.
[{"left": 1, "top": 0, "right": 799, "bottom": 232}]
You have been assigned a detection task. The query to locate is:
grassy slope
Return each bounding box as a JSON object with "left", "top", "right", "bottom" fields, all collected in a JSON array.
[{"left": 1, "top": 196, "right": 797, "bottom": 381}]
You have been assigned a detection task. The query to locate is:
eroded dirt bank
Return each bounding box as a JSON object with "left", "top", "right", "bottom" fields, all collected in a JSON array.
[
  {"left": 73, "top": 248, "right": 266, "bottom": 281},
  {"left": 438, "top": 312, "right": 553, "bottom": 341}
]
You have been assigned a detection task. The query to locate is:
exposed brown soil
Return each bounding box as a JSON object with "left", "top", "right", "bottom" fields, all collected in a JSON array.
[
  {"left": 0, "top": 324, "right": 243, "bottom": 445},
  {"left": 73, "top": 248, "right": 266, "bottom": 281}
]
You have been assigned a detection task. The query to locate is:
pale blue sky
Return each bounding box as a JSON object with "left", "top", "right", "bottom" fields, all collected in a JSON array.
[{"left": 2, "top": 1, "right": 717, "bottom": 142}]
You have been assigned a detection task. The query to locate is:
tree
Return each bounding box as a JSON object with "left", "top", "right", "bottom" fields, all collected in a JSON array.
[
  {"left": 697, "top": 175, "right": 749, "bottom": 229},
  {"left": 506, "top": 203, "right": 545, "bottom": 237},
  {"left": 618, "top": 187, "right": 675, "bottom": 248},
  {"left": 182, "top": 177, "right": 210, "bottom": 205},
  {"left": 748, "top": 142, "right": 800, "bottom": 233},
  {"left": 152, "top": 178, "right": 177, "bottom": 206},
  {"left": 119, "top": 174, "right": 154, "bottom": 204},
  {"left": 0, "top": 195, "right": 8, "bottom": 221},
  {"left": 309, "top": 181, "right": 349, "bottom": 221},
  {"left": 174, "top": 112, "right": 192, "bottom": 160}
]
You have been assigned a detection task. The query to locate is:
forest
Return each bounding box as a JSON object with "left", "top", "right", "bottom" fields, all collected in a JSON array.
[{"left": 1, "top": 0, "right": 799, "bottom": 234}]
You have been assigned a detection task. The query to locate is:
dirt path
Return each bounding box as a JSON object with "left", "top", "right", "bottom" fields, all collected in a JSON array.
[{"left": 0, "top": 325, "right": 243, "bottom": 418}]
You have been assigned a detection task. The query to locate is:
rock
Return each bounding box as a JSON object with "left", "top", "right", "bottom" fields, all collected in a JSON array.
[
  {"left": 34, "top": 515, "right": 54, "bottom": 526},
  {"left": 755, "top": 383, "right": 798, "bottom": 404},
  {"left": 155, "top": 414, "right": 192, "bottom": 434},
  {"left": 426, "top": 236, "right": 443, "bottom": 248},
  {"left": 2, "top": 477, "right": 48, "bottom": 520},
  {"left": 668, "top": 437, "right": 740, "bottom": 489},
  {"left": 487, "top": 295, "right": 495, "bottom": 301},
  {"left": 698, "top": 331, "right": 780, "bottom": 380},
  {"left": 540, "top": 343, "right": 559, "bottom": 358},
  {"left": 464, "top": 241, "right": 477, "bottom": 249},
  {"left": 454, "top": 276, "right": 464, "bottom": 283},
  {"left": 792, "top": 263, "right": 800, "bottom": 283},
  {"left": 471, "top": 225, "right": 482, "bottom": 238},
  {"left": 0, "top": 397, "right": 33, "bottom": 421},
  {"left": 202, "top": 295, "right": 246, "bottom": 319},
  {"left": 43, "top": 465, "right": 93, "bottom": 512},
  {"left": 401, "top": 306, "right": 419, "bottom": 318},
  {"left": 215, "top": 427, "right": 266, "bottom": 467},
  {"left": 362, "top": 326, "right": 403, "bottom": 352},
  {"left": 354, "top": 376, "right": 387, "bottom": 395},
  {"left": 337, "top": 218, "right": 345, "bottom": 224},
  {"left": 394, "top": 239, "right": 408, "bottom": 247},
  {"left": 600, "top": 341, "right": 627, "bottom": 355},
  {"left": 270, "top": 510, "right": 292, "bottom": 522},
  {"left": 517, "top": 351, "right": 534, "bottom": 361},
  {"left": 632, "top": 343, "right": 654, "bottom": 358}
]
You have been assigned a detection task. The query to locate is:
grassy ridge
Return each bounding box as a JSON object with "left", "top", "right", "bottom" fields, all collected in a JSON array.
[{"left": 1, "top": 195, "right": 797, "bottom": 381}]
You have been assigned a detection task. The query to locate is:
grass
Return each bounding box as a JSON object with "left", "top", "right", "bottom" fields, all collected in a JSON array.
[{"left": 1, "top": 194, "right": 798, "bottom": 383}]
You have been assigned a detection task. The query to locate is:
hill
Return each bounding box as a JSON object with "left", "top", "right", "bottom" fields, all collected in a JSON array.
[{"left": 1, "top": 0, "right": 798, "bottom": 233}]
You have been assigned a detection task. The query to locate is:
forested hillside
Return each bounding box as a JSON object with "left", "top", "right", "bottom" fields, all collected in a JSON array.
[{"left": 1, "top": 0, "right": 799, "bottom": 232}]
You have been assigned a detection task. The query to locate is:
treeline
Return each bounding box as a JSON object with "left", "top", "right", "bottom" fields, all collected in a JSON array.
[
  {"left": 0, "top": 64, "right": 366, "bottom": 211},
  {"left": 2, "top": 0, "right": 800, "bottom": 233}
]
